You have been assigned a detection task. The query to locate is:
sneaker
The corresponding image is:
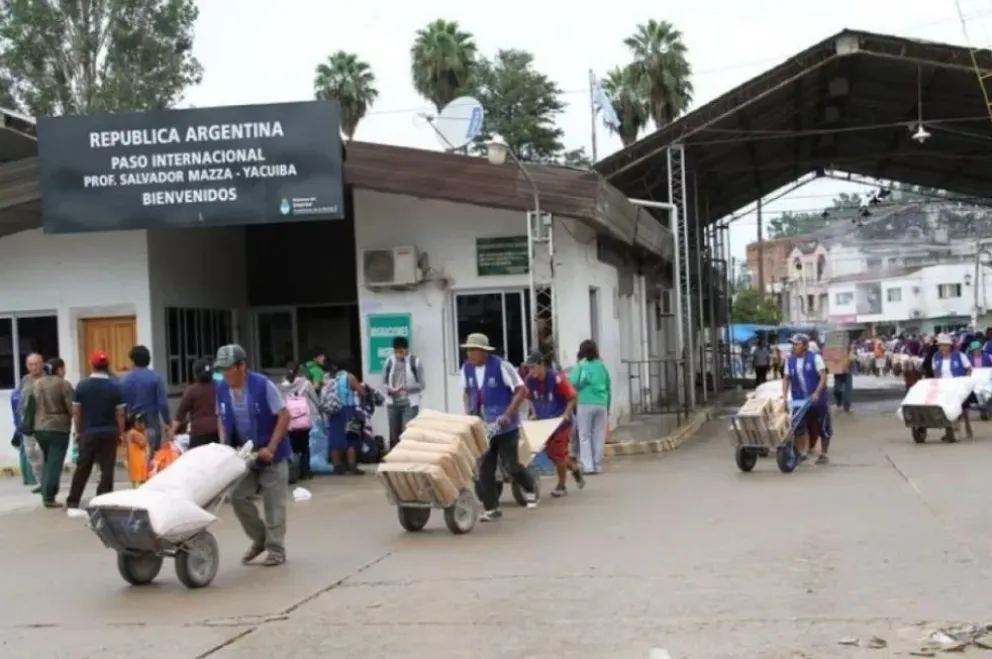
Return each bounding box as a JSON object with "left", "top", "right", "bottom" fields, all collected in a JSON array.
[
  {"left": 348, "top": 466, "right": 365, "bottom": 475},
  {"left": 241, "top": 544, "right": 265, "bottom": 565},
  {"left": 262, "top": 552, "right": 286, "bottom": 567},
  {"left": 524, "top": 492, "right": 538, "bottom": 509},
  {"left": 42, "top": 500, "right": 62, "bottom": 509},
  {"left": 332, "top": 464, "right": 348, "bottom": 475},
  {"left": 480, "top": 508, "right": 502, "bottom": 522},
  {"left": 30, "top": 486, "right": 41, "bottom": 494},
  {"left": 572, "top": 468, "right": 586, "bottom": 490},
  {"left": 551, "top": 485, "right": 567, "bottom": 498},
  {"left": 815, "top": 454, "right": 830, "bottom": 465}
]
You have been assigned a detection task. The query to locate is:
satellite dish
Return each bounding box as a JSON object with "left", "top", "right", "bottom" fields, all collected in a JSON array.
[{"left": 427, "top": 96, "right": 484, "bottom": 151}]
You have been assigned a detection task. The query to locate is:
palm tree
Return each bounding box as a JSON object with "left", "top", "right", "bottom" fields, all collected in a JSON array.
[
  {"left": 410, "top": 19, "right": 478, "bottom": 111},
  {"left": 313, "top": 51, "right": 379, "bottom": 140},
  {"left": 601, "top": 66, "right": 650, "bottom": 146},
  {"left": 623, "top": 20, "right": 693, "bottom": 128}
]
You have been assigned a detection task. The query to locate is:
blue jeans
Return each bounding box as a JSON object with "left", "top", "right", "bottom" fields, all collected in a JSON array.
[
  {"left": 387, "top": 403, "right": 419, "bottom": 448},
  {"left": 833, "top": 374, "right": 852, "bottom": 411}
]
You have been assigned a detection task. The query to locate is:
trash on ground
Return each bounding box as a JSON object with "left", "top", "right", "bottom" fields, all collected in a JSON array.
[
  {"left": 866, "top": 635, "right": 887, "bottom": 649},
  {"left": 837, "top": 637, "right": 859, "bottom": 646},
  {"left": 922, "top": 622, "right": 992, "bottom": 652},
  {"left": 66, "top": 508, "right": 87, "bottom": 520},
  {"left": 648, "top": 649, "right": 672, "bottom": 659},
  {"left": 292, "top": 487, "right": 312, "bottom": 502}
]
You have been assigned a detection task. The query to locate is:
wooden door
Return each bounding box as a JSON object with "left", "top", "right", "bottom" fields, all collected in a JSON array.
[{"left": 79, "top": 316, "right": 137, "bottom": 376}]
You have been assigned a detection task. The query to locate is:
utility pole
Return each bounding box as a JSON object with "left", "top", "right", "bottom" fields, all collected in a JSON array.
[{"left": 756, "top": 198, "right": 765, "bottom": 295}]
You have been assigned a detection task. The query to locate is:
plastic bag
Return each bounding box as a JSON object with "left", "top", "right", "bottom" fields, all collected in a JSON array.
[
  {"left": 88, "top": 489, "right": 217, "bottom": 542},
  {"left": 143, "top": 443, "right": 247, "bottom": 505},
  {"left": 309, "top": 418, "right": 334, "bottom": 474}
]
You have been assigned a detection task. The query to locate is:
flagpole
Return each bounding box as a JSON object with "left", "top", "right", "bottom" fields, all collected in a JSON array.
[{"left": 589, "top": 68, "right": 598, "bottom": 162}]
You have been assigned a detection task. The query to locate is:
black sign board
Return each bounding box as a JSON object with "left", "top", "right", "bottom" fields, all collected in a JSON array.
[{"left": 37, "top": 101, "right": 345, "bottom": 233}]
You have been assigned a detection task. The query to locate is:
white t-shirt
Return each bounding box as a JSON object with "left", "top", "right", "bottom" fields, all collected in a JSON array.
[{"left": 459, "top": 358, "right": 524, "bottom": 391}]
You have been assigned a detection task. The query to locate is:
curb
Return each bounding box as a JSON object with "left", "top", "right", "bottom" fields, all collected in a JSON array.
[{"left": 604, "top": 406, "right": 714, "bottom": 458}]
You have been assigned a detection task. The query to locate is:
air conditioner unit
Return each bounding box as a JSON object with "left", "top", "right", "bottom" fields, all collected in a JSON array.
[{"left": 361, "top": 246, "right": 422, "bottom": 288}]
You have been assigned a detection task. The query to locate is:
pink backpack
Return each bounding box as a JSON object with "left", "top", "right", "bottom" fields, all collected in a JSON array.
[{"left": 286, "top": 393, "right": 312, "bottom": 431}]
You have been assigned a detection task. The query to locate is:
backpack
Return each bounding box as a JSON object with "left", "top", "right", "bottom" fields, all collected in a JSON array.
[
  {"left": 286, "top": 393, "right": 313, "bottom": 431},
  {"left": 383, "top": 355, "right": 420, "bottom": 385}
]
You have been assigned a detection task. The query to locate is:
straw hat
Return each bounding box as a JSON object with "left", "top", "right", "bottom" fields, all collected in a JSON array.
[
  {"left": 937, "top": 333, "right": 953, "bottom": 346},
  {"left": 460, "top": 333, "right": 494, "bottom": 351}
]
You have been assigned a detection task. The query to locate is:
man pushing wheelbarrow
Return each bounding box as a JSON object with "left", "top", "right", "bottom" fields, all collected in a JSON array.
[{"left": 782, "top": 333, "right": 833, "bottom": 465}]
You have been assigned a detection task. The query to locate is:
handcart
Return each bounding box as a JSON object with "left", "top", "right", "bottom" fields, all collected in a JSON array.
[
  {"left": 474, "top": 422, "right": 542, "bottom": 508},
  {"left": 381, "top": 465, "right": 479, "bottom": 535},
  {"left": 901, "top": 404, "right": 962, "bottom": 443},
  {"left": 87, "top": 443, "right": 255, "bottom": 589},
  {"left": 730, "top": 399, "right": 811, "bottom": 474}
]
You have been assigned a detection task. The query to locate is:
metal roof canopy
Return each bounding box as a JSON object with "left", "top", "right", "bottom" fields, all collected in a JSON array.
[{"left": 595, "top": 29, "right": 992, "bottom": 224}]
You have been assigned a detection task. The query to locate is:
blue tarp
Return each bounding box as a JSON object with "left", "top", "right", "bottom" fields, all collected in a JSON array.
[{"left": 727, "top": 324, "right": 776, "bottom": 344}]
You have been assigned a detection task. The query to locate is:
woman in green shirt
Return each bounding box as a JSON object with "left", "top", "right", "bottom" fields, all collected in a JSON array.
[{"left": 570, "top": 340, "right": 611, "bottom": 474}]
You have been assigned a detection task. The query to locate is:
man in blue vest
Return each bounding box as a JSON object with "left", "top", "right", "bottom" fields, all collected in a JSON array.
[
  {"left": 214, "top": 344, "right": 291, "bottom": 566},
  {"left": 932, "top": 333, "right": 973, "bottom": 441},
  {"left": 524, "top": 351, "right": 583, "bottom": 497},
  {"left": 781, "top": 333, "right": 830, "bottom": 464},
  {"left": 460, "top": 332, "right": 537, "bottom": 521}
]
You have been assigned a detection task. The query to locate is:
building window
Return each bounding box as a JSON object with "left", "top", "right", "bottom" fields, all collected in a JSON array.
[
  {"left": 866, "top": 258, "right": 882, "bottom": 271},
  {"left": 165, "top": 307, "right": 233, "bottom": 386},
  {"left": 938, "top": 283, "right": 962, "bottom": 299},
  {"left": 0, "top": 314, "right": 59, "bottom": 390},
  {"left": 886, "top": 288, "right": 902, "bottom": 303},
  {"left": 835, "top": 292, "right": 854, "bottom": 305},
  {"left": 453, "top": 290, "right": 532, "bottom": 367},
  {"left": 816, "top": 255, "right": 826, "bottom": 282}
]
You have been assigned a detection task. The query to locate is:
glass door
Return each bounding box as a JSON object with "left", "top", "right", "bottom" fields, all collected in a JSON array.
[{"left": 252, "top": 307, "right": 297, "bottom": 372}]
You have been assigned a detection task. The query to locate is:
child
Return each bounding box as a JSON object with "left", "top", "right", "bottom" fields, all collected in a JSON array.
[{"left": 126, "top": 412, "right": 150, "bottom": 487}]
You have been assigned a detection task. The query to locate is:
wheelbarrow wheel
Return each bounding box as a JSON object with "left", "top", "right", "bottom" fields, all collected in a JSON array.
[
  {"left": 175, "top": 530, "right": 220, "bottom": 589},
  {"left": 735, "top": 446, "right": 758, "bottom": 472},
  {"left": 397, "top": 506, "right": 431, "bottom": 532},
  {"left": 511, "top": 466, "right": 540, "bottom": 507},
  {"left": 776, "top": 444, "right": 797, "bottom": 473},
  {"left": 117, "top": 551, "right": 163, "bottom": 586},
  {"left": 911, "top": 427, "right": 927, "bottom": 443},
  {"left": 443, "top": 488, "right": 479, "bottom": 535}
]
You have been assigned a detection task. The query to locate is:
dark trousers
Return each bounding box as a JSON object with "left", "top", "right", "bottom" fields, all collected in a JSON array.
[
  {"left": 35, "top": 430, "right": 70, "bottom": 503},
  {"left": 479, "top": 428, "right": 535, "bottom": 511},
  {"left": 288, "top": 429, "right": 312, "bottom": 480},
  {"left": 67, "top": 432, "right": 117, "bottom": 507},
  {"left": 754, "top": 366, "right": 769, "bottom": 385},
  {"left": 188, "top": 432, "right": 220, "bottom": 449}
]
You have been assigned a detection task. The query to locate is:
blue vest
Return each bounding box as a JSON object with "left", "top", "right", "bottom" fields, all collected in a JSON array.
[
  {"left": 786, "top": 352, "right": 825, "bottom": 407},
  {"left": 216, "top": 371, "right": 291, "bottom": 462},
  {"left": 462, "top": 355, "right": 519, "bottom": 430},
  {"left": 526, "top": 370, "right": 569, "bottom": 427},
  {"left": 971, "top": 352, "right": 992, "bottom": 368},
  {"left": 933, "top": 351, "right": 969, "bottom": 378}
]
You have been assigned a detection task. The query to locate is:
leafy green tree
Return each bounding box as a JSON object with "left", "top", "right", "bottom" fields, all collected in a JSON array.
[
  {"left": 314, "top": 51, "right": 379, "bottom": 141},
  {"left": 624, "top": 20, "right": 693, "bottom": 128},
  {"left": 601, "top": 66, "right": 650, "bottom": 146},
  {"left": 410, "top": 19, "right": 477, "bottom": 112},
  {"left": 470, "top": 49, "right": 566, "bottom": 163},
  {"left": 0, "top": 0, "right": 202, "bottom": 115},
  {"left": 731, "top": 288, "right": 781, "bottom": 324}
]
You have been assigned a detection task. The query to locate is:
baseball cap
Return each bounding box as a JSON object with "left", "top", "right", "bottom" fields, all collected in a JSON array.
[
  {"left": 214, "top": 344, "right": 247, "bottom": 369},
  {"left": 524, "top": 350, "right": 545, "bottom": 365},
  {"left": 90, "top": 350, "right": 109, "bottom": 367}
]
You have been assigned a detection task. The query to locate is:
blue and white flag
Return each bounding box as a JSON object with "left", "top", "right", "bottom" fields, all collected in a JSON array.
[{"left": 590, "top": 70, "right": 620, "bottom": 129}]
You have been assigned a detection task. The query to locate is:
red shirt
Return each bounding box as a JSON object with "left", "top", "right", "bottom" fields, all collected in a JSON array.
[{"left": 527, "top": 372, "right": 576, "bottom": 402}]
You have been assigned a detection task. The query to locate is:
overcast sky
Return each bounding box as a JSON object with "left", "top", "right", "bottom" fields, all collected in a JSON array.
[{"left": 186, "top": 0, "right": 992, "bottom": 264}]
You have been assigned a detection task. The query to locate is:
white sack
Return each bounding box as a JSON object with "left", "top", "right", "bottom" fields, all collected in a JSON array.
[
  {"left": 897, "top": 377, "right": 976, "bottom": 423},
  {"left": 750, "top": 380, "right": 788, "bottom": 401},
  {"left": 142, "top": 442, "right": 247, "bottom": 506},
  {"left": 88, "top": 489, "right": 217, "bottom": 542}
]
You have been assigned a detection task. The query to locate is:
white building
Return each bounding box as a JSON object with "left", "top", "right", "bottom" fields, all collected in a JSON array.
[
  {"left": 782, "top": 239, "right": 830, "bottom": 322},
  {"left": 0, "top": 124, "right": 675, "bottom": 469},
  {"left": 826, "top": 263, "right": 992, "bottom": 333}
]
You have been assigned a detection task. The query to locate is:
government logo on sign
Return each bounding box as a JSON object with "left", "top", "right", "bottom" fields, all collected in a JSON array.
[{"left": 279, "top": 198, "right": 291, "bottom": 215}]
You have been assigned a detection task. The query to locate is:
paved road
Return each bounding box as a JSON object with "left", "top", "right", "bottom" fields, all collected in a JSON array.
[{"left": 4, "top": 402, "right": 992, "bottom": 658}]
